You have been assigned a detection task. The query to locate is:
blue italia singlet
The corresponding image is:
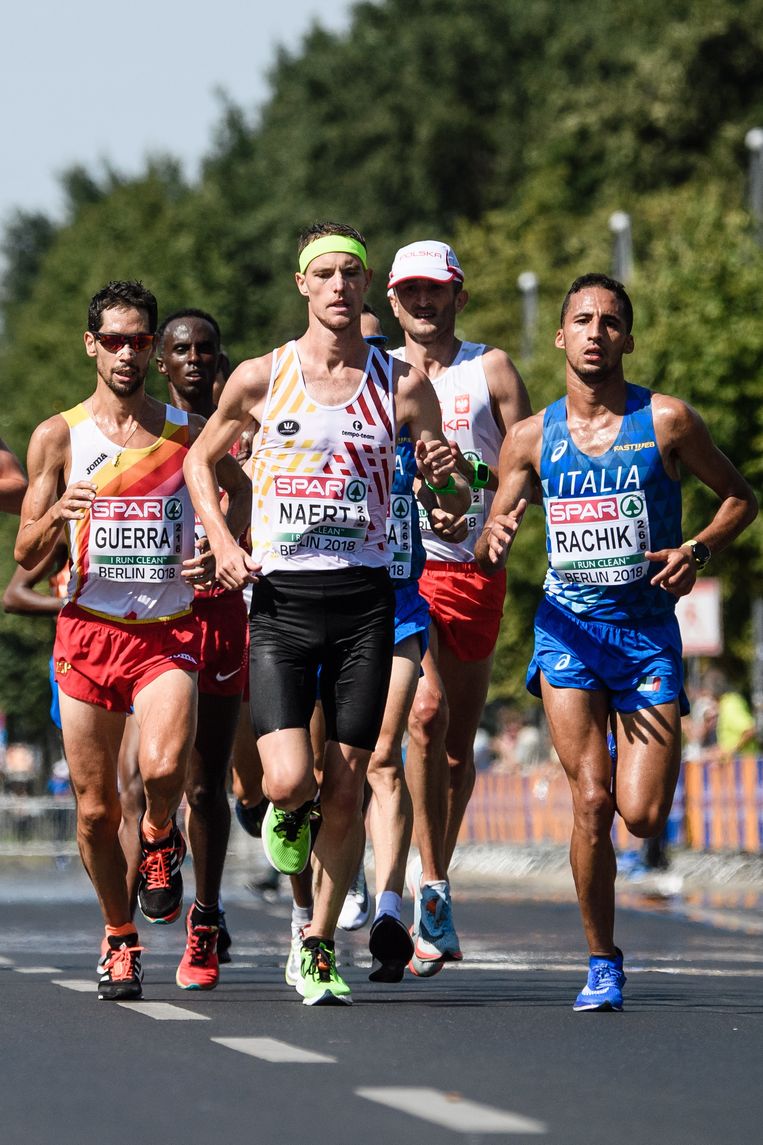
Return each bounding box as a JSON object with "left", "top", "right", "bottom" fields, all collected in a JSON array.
[
  {"left": 540, "top": 384, "right": 682, "bottom": 624},
  {"left": 386, "top": 427, "right": 426, "bottom": 589}
]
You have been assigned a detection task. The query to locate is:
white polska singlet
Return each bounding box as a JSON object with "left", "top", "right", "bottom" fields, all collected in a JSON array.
[{"left": 391, "top": 341, "right": 502, "bottom": 563}]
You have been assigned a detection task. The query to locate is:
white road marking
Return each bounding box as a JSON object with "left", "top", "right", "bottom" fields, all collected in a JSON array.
[
  {"left": 0, "top": 955, "right": 14, "bottom": 966},
  {"left": 356, "top": 1087, "right": 546, "bottom": 1135},
  {"left": 117, "top": 1002, "right": 210, "bottom": 1020},
  {"left": 212, "top": 1036, "right": 336, "bottom": 1063},
  {"left": 54, "top": 978, "right": 95, "bottom": 992},
  {"left": 14, "top": 966, "right": 61, "bottom": 974},
  {"left": 463, "top": 960, "right": 763, "bottom": 977}
]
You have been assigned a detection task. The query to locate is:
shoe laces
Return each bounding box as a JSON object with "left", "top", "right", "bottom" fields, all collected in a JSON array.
[
  {"left": 273, "top": 809, "right": 306, "bottom": 842},
  {"left": 590, "top": 959, "right": 622, "bottom": 990},
  {"left": 186, "top": 924, "right": 218, "bottom": 967},
  {"left": 104, "top": 942, "right": 142, "bottom": 982},
  {"left": 139, "top": 847, "right": 172, "bottom": 890},
  {"left": 139, "top": 836, "right": 180, "bottom": 890},
  {"left": 305, "top": 943, "right": 333, "bottom": 983}
]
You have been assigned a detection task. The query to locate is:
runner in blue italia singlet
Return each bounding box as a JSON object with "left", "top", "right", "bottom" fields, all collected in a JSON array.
[
  {"left": 475, "top": 273, "right": 757, "bottom": 1013},
  {"left": 526, "top": 382, "right": 689, "bottom": 715}
]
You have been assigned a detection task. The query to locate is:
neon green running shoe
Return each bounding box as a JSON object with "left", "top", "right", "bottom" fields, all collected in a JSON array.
[
  {"left": 297, "top": 939, "right": 352, "bottom": 1006},
  {"left": 261, "top": 801, "right": 312, "bottom": 875}
]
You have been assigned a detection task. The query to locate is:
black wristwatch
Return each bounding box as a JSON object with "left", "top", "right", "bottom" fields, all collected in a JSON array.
[{"left": 684, "top": 538, "right": 711, "bottom": 570}]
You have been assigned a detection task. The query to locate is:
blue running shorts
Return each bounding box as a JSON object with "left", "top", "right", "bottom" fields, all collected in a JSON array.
[
  {"left": 394, "top": 582, "right": 430, "bottom": 654},
  {"left": 526, "top": 597, "right": 689, "bottom": 714}
]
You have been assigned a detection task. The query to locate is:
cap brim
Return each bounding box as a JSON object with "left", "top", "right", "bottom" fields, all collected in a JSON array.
[{"left": 388, "top": 271, "right": 463, "bottom": 288}]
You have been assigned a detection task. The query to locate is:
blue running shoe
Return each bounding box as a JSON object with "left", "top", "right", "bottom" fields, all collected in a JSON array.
[
  {"left": 413, "top": 882, "right": 462, "bottom": 967},
  {"left": 573, "top": 948, "right": 626, "bottom": 1011}
]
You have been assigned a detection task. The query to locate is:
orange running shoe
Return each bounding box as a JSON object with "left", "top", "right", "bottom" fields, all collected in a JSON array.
[{"left": 176, "top": 906, "right": 219, "bottom": 990}]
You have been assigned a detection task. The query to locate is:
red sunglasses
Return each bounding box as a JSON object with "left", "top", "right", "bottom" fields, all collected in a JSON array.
[{"left": 92, "top": 331, "right": 155, "bottom": 353}]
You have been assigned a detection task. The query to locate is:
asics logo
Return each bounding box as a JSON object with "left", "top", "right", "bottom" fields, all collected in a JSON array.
[{"left": 554, "top": 654, "right": 571, "bottom": 670}]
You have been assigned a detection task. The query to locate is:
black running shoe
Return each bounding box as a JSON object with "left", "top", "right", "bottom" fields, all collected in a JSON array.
[
  {"left": 234, "top": 796, "right": 269, "bottom": 839},
  {"left": 97, "top": 934, "right": 143, "bottom": 1001},
  {"left": 368, "top": 913, "right": 414, "bottom": 983},
  {"left": 137, "top": 816, "right": 187, "bottom": 924},
  {"left": 217, "top": 909, "right": 232, "bottom": 964}
]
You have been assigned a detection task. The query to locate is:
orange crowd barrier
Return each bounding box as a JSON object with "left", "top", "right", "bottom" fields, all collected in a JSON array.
[{"left": 458, "top": 755, "right": 763, "bottom": 854}]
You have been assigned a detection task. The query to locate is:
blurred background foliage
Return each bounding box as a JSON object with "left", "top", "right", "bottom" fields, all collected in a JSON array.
[{"left": 1, "top": 0, "right": 761, "bottom": 739}]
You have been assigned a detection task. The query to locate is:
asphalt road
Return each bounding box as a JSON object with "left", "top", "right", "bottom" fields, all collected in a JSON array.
[{"left": 1, "top": 861, "right": 761, "bottom": 1145}]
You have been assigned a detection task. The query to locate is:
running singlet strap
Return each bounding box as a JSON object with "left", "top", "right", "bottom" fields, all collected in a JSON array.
[
  {"left": 249, "top": 341, "right": 395, "bottom": 574},
  {"left": 61, "top": 403, "right": 195, "bottom": 622},
  {"left": 539, "top": 383, "right": 682, "bottom": 623}
]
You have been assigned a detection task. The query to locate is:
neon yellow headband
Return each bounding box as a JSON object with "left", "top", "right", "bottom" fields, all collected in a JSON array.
[{"left": 298, "top": 235, "right": 368, "bottom": 274}]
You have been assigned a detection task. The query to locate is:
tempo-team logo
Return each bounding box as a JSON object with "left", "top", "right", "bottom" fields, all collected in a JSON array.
[
  {"left": 551, "top": 441, "right": 569, "bottom": 462},
  {"left": 274, "top": 475, "right": 346, "bottom": 499},
  {"left": 91, "top": 498, "right": 171, "bottom": 521},
  {"left": 548, "top": 497, "right": 619, "bottom": 524},
  {"left": 277, "top": 419, "right": 300, "bottom": 436}
]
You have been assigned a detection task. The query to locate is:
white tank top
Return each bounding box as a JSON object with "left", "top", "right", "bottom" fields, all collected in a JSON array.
[
  {"left": 250, "top": 342, "right": 395, "bottom": 574},
  {"left": 62, "top": 403, "right": 195, "bottom": 622},
  {"left": 391, "top": 341, "right": 502, "bottom": 563}
]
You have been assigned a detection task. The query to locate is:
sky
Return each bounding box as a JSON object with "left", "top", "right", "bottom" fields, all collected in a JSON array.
[{"left": 1, "top": 0, "right": 354, "bottom": 228}]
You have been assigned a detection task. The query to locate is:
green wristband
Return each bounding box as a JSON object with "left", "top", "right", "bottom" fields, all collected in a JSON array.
[{"left": 424, "top": 475, "right": 458, "bottom": 495}]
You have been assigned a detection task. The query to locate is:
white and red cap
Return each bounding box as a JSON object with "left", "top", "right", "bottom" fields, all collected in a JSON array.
[{"left": 387, "top": 240, "right": 464, "bottom": 290}]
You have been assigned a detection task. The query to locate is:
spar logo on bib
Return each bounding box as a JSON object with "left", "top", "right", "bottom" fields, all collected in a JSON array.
[
  {"left": 91, "top": 498, "right": 172, "bottom": 520},
  {"left": 390, "top": 495, "right": 409, "bottom": 519},
  {"left": 274, "top": 475, "right": 346, "bottom": 499}
]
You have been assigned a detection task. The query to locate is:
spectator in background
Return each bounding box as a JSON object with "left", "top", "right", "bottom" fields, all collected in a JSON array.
[{"left": 705, "top": 668, "right": 760, "bottom": 763}]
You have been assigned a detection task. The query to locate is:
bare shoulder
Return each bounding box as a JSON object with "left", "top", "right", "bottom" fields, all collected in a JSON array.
[
  {"left": 482, "top": 345, "right": 521, "bottom": 380},
  {"left": 230, "top": 353, "right": 273, "bottom": 394},
  {"left": 28, "top": 413, "right": 70, "bottom": 459},
  {"left": 650, "top": 391, "right": 701, "bottom": 443},
  {"left": 505, "top": 409, "right": 544, "bottom": 460},
  {"left": 391, "top": 355, "right": 426, "bottom": 392}
]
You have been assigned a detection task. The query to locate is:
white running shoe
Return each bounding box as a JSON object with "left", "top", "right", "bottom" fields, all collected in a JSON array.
[
  {"left": 337, "top": 864, "right": 370, "bottom": 931},
  {"left": 405, "top": 854, "right": 423, "bottom": 936},
  {"left": 285, "top": 923, "right": 306, "bottom": 988}
]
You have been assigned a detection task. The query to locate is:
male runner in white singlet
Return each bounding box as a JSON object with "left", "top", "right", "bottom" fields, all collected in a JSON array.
[
  {"left": 15, "top": 281, "right": 249, "bottom": 1002},
  {"left": 387, "top": 240, "right": 531, "bottom": 973},
  {"left": 185, "top": 222, "right": 466, "bottom": 1005},
  {"left": 476, "top": 273, "right": 757, "bottom": 1010}
]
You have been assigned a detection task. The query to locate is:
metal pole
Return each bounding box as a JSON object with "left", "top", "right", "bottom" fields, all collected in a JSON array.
[
  {"left": 608, "top": 210, "right": 633, "bottom": 283},
  {"left": 516, "top": 271, "right": 538, "bottom": 359},
  {"left": 745, "top": 127, "right": 763, "bottom": 245}
]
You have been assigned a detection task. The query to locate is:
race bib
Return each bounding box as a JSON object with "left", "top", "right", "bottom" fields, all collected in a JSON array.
[
  {"left": 547, "top": 490, "right": 651, "bottom": 585},
  {"left": 271, "top": 474, "right": 369, "bottom": 557},
  {"left": 386, "top": 492, "right": 413, "bottom": 580},
  {"left": 89, "top": 496, "right": 186, "bottom": 582}
]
